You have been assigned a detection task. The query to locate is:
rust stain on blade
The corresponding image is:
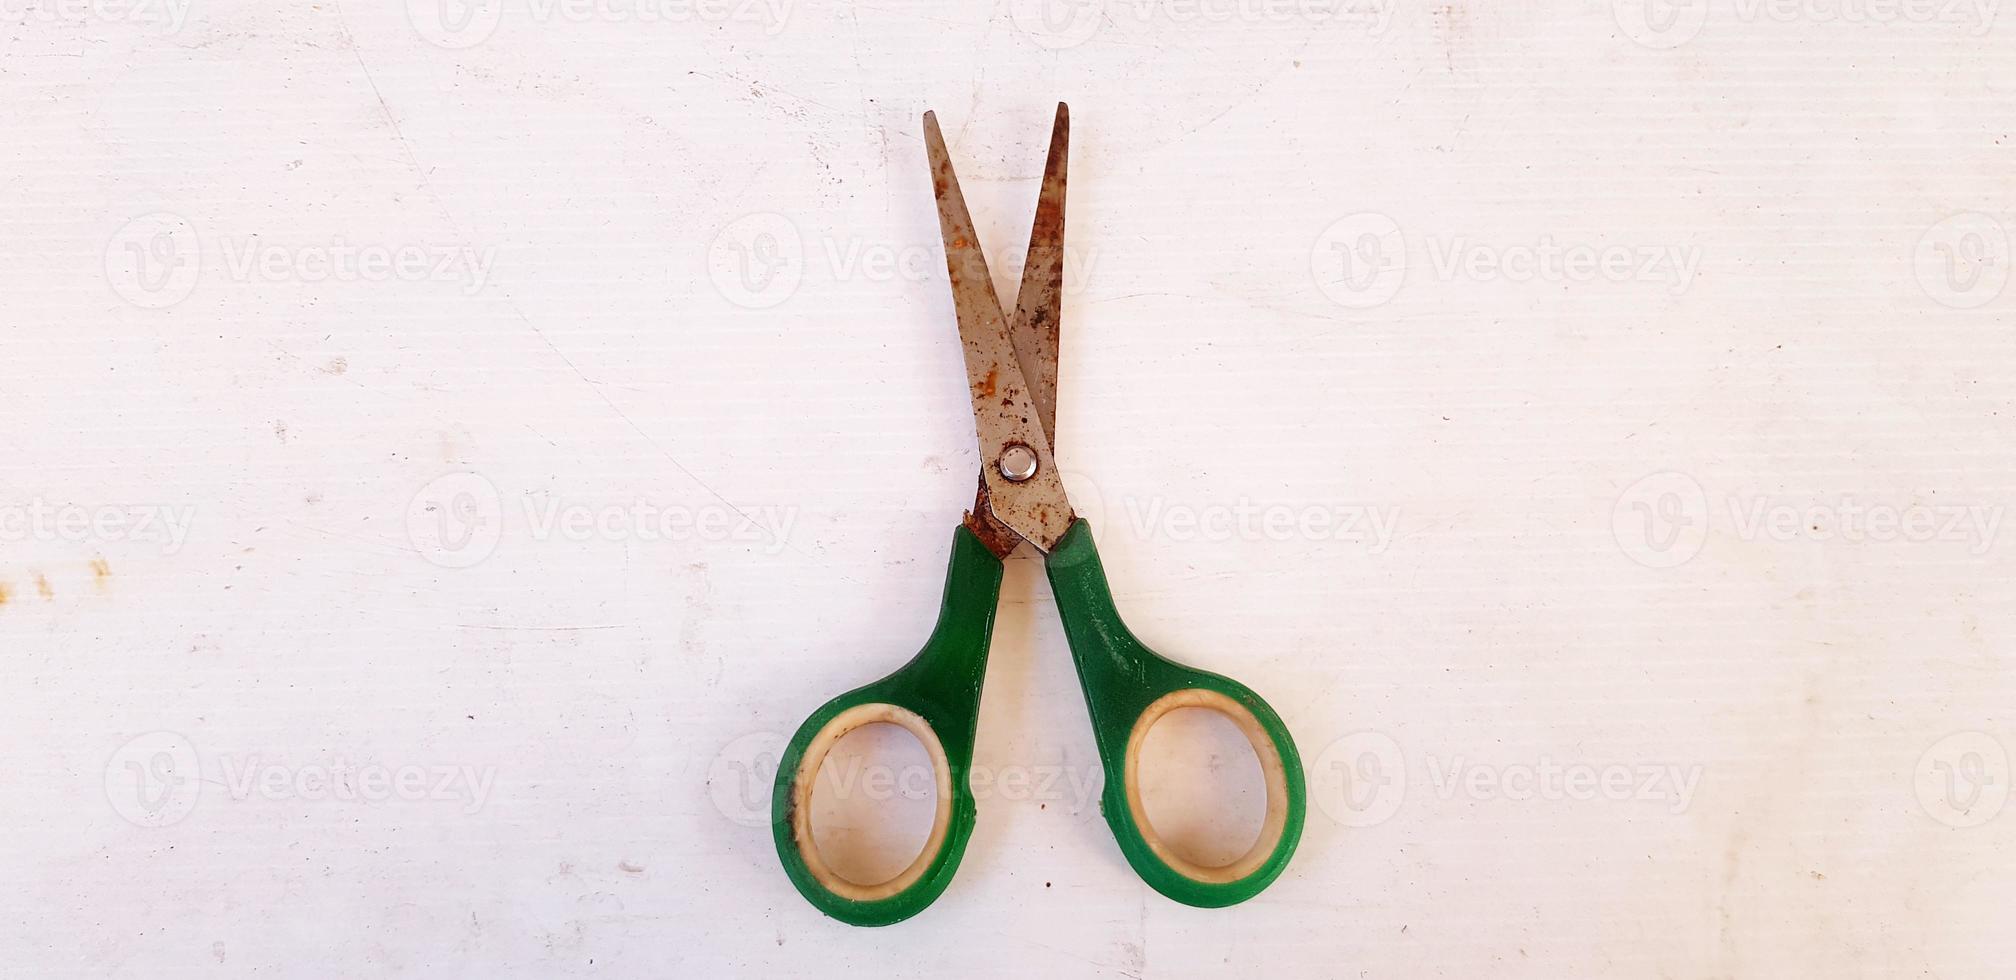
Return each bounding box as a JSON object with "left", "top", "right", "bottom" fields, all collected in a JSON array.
[{"left": 963, "top": 476, "right": 1024, "bottom": 559}]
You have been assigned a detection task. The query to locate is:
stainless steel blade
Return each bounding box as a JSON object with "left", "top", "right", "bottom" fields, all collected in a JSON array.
[
  {"left": 924, "top": 109, "right": 1074, "bottom": 552},
  {"left": 1007, "top": 102, "right": 1068, "bottom": 443}
]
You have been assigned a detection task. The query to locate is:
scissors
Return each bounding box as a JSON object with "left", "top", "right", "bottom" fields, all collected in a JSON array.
[{"left": 771, "top": 103, "right": 1306, "bottom": 926}]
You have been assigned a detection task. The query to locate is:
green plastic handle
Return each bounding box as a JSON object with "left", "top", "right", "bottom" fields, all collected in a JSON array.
[
  {"left": 771, "top": 524, "right": 1005, "bottom": 927},
  {"left": 1044, "top": 518, "right": 1306, "bottom": 908}
]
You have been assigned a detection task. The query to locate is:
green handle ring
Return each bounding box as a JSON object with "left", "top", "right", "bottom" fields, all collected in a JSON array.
[
  {"left": 773, "top": 520, "right": 1303, "bottom": 923},
  {"left": 1044, "top": 519, "right": 1306, "bottom": 908},
  {"left": 771, "top": 525, "right": 1004, "bottom": 927}
]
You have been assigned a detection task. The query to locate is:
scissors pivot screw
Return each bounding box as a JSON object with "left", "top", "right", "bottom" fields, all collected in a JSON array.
[{"left": 997, "top": 444, "right": 1039, "bottom": 483}]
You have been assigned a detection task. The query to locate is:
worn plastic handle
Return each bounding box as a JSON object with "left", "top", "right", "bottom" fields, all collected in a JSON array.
[
  {"left": 1044, "top": 519, "right": 1306, "bottom": 907},
  {"left": 771, "top": 525, "right": 1005, "bottom": 926}
]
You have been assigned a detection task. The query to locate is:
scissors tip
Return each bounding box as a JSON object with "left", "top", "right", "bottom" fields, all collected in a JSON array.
[{"left": 922, "top": 111, "right": 949, "bottom": 161}]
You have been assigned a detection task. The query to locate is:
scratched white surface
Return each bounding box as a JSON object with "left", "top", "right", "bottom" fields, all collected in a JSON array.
[{"left": 5, "top": 0, "right": 2016, "bottom": 976}]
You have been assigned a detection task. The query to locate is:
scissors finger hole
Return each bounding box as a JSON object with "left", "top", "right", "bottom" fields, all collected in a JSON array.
[
  {"left": 1122, "top": 690, "right": 1293, "bottom": 886},
  {"left": 1133, "top": 706, "right": 1268, "bottom": 869},
  {"left": 790, "top": 703, "right": 954, "bottom": 903}
]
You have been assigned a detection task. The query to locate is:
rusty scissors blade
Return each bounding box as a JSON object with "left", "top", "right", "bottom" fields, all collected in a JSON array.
[{"left": 923, "top": 103, "right": 1075, "bottom": 553}]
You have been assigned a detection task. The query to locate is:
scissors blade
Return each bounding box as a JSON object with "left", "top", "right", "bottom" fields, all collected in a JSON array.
[
  {"left": 925, "top": 109, "right": 1074, "bottom": 552},
  {"left": 1007, "top": 102, "right": 1068, "bottom": 444}
]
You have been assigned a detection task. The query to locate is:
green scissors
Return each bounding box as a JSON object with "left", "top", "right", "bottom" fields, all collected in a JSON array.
[{"left": 772, "top": 103, "right": 1306, "bottom": 926}]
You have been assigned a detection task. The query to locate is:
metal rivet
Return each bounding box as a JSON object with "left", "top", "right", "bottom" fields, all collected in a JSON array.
[{"left": 998, "top": 444, "right": 1039, "bottom": 483}]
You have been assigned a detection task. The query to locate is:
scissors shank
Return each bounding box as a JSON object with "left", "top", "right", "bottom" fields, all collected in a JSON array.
[{"left": 962, "top": 475, "right": 1026, "bottom": 560}]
